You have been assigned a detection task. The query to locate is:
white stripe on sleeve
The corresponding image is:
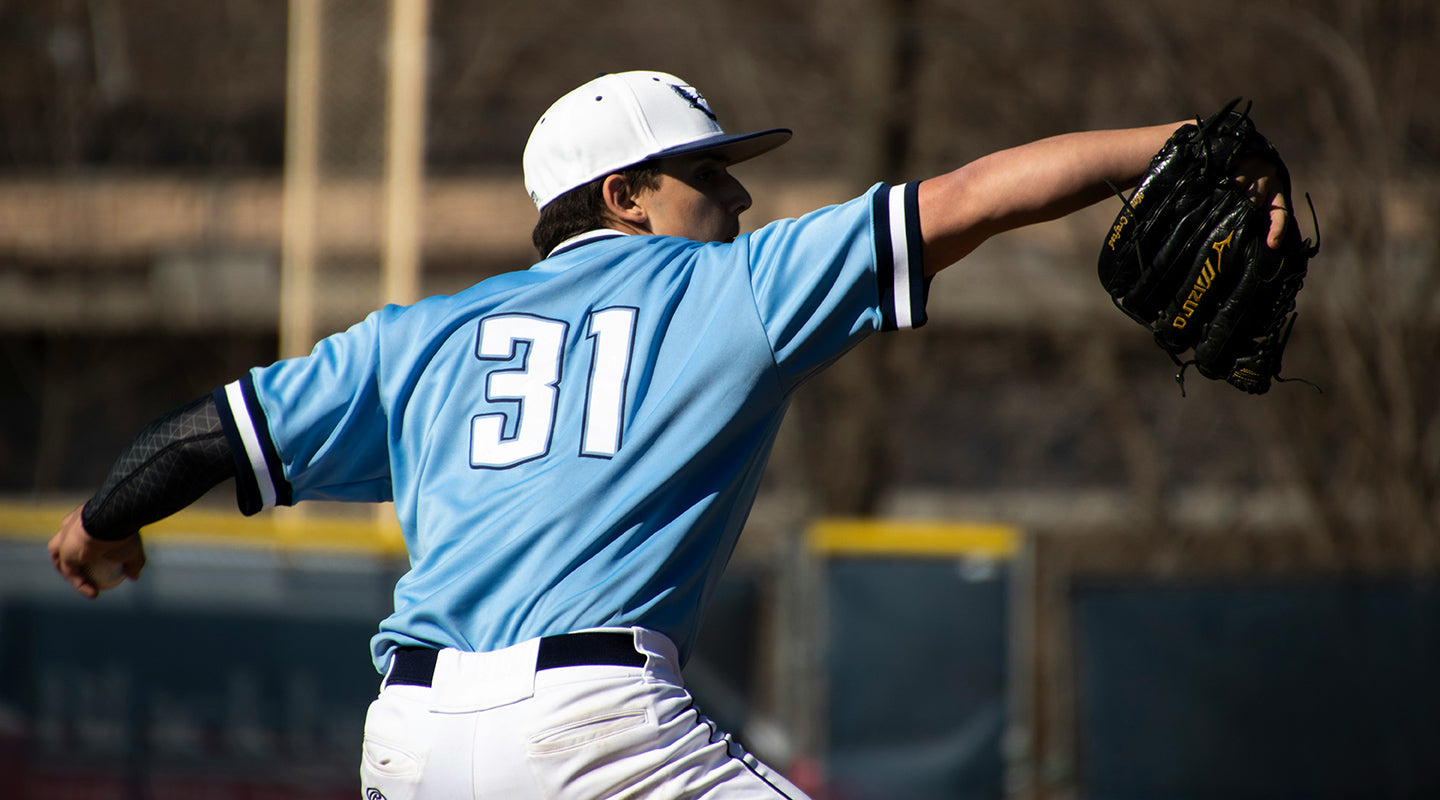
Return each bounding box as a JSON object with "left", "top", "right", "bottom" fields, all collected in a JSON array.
[
  {"left": 224, "top": 380, "right": 278, "bottom": 510},
  {"left": 887, "top": 186, "right": 914, "bottom": 330}
]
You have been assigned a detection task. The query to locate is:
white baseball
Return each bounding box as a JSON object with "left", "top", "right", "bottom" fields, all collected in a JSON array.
[{"left": 86, "top": 558, "right": 128, "bottom": 590}]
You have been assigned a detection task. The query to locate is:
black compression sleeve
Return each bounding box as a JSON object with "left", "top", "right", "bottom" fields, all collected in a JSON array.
[{"left": 81, "top": 395, "right": 237, "bottom": 541}]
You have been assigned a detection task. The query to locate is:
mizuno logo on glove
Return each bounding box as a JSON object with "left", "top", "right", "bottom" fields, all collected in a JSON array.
[{"left": 1173, "top": 231, "right": 1233, "bottom": 329}]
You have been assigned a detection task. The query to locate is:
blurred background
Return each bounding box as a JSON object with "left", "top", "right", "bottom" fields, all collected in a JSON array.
[{"left": 1, "top": 0, "right": 1437, "bottom": 798}]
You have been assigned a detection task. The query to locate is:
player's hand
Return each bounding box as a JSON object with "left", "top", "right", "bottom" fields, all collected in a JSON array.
[
  {"left": 1231, "top": 156, "right": 1290, "bottom": 250},
  {"left": 48, "top": 505, "right": 146, "bottom": 599}
]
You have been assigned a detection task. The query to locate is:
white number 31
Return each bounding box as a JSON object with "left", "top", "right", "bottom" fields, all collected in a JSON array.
[{"left": 470, "top": 308, "right": 636, "bottom": 468}]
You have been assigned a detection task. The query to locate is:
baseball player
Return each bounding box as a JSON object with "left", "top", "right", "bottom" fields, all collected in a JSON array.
[{"left": 50, "top": 71, "right": 1291, "bottom": 798}]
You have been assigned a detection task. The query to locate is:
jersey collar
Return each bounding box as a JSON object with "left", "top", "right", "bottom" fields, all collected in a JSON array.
[{"left": 546, "top": 229, "right": 628, "bottom": 258}]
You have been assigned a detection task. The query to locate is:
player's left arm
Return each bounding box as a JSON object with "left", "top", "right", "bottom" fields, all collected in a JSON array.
[
  {"left": 915, "top": 122, "right": 1292, "bottom": 275},
  {"left": 49, "top": 394, "right": 236, "bottom": 598}
]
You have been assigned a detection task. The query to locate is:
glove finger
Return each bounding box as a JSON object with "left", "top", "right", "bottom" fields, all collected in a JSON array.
[{"left": 1152, "top": 200, "right": 1254, "bottom": 354}]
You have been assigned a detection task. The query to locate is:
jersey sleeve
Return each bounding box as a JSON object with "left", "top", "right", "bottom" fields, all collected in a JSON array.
[
  {"left": 743, "top": 181, "right": 927, "bottom": 387},
  {"left": 213, "top": 313, "right": 394, "bottom": 514}
]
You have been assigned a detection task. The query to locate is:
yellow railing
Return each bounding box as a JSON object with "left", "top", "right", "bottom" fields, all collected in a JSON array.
[
  {"left": 0, "top": 502, "right": 407, "bottom": 557},
  {"left": 808, "top": 518, "right": 1020, "bottom": 559},
  {"left": 5, "top": 504, "right": 1020, "bottom": 561}
]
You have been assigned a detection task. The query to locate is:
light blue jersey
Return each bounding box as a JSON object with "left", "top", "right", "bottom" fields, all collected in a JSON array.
[{"left": 215, "top": 182, "right": 928, "bottom": 671}]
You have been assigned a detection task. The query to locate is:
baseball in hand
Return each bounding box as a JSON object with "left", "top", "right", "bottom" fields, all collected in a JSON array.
[{"left": 86, "top": 558, "right": 128, "bottom": 590}]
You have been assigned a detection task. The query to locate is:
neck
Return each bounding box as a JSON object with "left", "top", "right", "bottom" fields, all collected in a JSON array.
[{"left": 605, "top": 219, "right": 651, "bottom": 237}]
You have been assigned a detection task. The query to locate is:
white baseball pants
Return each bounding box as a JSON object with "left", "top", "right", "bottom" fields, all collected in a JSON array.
[{"left": 359, "top": 628, "right": 810, "bottom": 799}]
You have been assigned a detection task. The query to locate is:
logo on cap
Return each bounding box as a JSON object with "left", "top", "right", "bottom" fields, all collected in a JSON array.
[{"left": 667, "top": 83, "right": 717, "bottom": 122}]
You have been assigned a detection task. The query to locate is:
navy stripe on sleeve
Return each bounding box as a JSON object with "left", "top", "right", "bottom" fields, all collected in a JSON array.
[
  {"left": 211, "top": 385, "right": 264, "bottom": 515},
  {"left": 872, "top": 187, "right": 898, "bottom": 328},
  {"left": 872, "top": 181, "right": 929, "bottom": 331},
  {"left": 901, "top": 181, "right": 929, "bottom": 329},
  {"left": 213, "top": 375, "right": 294, "bottom": 514},
  {"left": 239, "top": 374, "right": 294, "bottom": 507}
]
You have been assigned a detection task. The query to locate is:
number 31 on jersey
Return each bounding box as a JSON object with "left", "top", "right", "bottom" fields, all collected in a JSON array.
[{"left": 470, "top": 308, "right": 637, "bottom": 469}]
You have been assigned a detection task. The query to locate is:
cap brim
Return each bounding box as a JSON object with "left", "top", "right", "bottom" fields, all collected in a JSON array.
[{"left": 648, "top": 128, "right": 792, "bottom": 166}]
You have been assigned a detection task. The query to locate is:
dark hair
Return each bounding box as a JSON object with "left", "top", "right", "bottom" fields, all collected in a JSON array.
[{"left": 531, "top": 163, "right": 662, "bottom": 258}]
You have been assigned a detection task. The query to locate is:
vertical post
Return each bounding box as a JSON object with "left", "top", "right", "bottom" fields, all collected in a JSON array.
[
  {"left": 383, "top": 0, "right": 428, "bottom": 308},
  {"left": 281, "top": 0, "right": 323, "bottom": 359},
  {"left": 1007, "top": 533, "right": 1040, "bottom": 800},
  {"left": 373, "top": 0, "right": 429, "bottom": 530}
]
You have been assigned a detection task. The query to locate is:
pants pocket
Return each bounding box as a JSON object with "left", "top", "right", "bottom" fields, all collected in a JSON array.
[
  {"left": 526, "top": 707, "right": 649, "bottom": 755},
  {"left": 363, "top": 734, "right": 424, "bottom": 779},
  {"left": 359, "top": 695, "right": 430, "bottom": 800}
]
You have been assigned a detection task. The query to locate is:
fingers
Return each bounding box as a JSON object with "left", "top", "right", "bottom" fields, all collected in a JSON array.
[
  {"left": 1267, "top": 192, "right": 1290, "bottom": 250},
  {"left": 73, "top": 576, "right": 101, "bottom": 600},
  {"left": 49, "top": 506, "right": 92, "bottom": 597},
  {"left": 1231, "top": 160, "right": 1290, "bottom": 250},
  {"left": 49, "top": 505, "right": 144, "bottom": 598},
  {"left": 50, "top": 539, "right": 101, "bottom": 598},
  {"left": 113, "top": 535, "right": 148, "bottom": 580}
]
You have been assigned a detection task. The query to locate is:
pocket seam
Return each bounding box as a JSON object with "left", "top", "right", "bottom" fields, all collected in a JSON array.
[
  {"left": 526, "top": 708, "right": 650, "bottom": 755},
  {"left": 362, "top": 733, "right": 425, "bottom": 779}
]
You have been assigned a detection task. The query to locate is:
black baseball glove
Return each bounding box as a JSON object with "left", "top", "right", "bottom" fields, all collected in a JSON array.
[{"left": 1098, "top": 99, "right": 1319, "bottom": 394}]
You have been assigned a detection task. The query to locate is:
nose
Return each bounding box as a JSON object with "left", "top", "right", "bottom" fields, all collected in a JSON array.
[{"left": 727, "top": 176, "right": 752, "bottom": 217}]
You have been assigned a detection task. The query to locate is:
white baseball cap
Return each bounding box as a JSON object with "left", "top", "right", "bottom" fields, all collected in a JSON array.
[{"left": 523, "top": 71, "right": 792, "bottom": 210}]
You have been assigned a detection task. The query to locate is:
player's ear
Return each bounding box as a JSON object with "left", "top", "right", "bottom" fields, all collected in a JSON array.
[{"left": 602, "top": 173, "right": 650, "bottom": 228}]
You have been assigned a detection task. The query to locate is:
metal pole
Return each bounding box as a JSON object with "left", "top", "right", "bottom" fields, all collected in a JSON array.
[
  {"left": 281, "top": 0, "right": 323, "bottom": 359},
  {"left": 383, "top": 0, "right": 428, "bottom": 308}
]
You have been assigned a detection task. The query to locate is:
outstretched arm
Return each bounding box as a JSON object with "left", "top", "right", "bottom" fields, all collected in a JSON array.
[
  {"left": 49, "top": 394, "right": 236, "bottom": 598},
  {"left": 916, "top": 122, "right": 1292, "bottom": 275}
]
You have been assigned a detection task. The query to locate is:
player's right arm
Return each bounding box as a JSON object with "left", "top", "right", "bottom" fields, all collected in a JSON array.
[
  {"left": 52, "top": 304, "right": 399, "bottom": 599},
  {"left": 49, "top": 394, "right": 236, "bottom": 597}
]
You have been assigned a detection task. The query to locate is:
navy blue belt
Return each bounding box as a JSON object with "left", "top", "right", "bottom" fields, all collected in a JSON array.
[{"left": 385, "top": 631, "right": 646, "bottom": 688}]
